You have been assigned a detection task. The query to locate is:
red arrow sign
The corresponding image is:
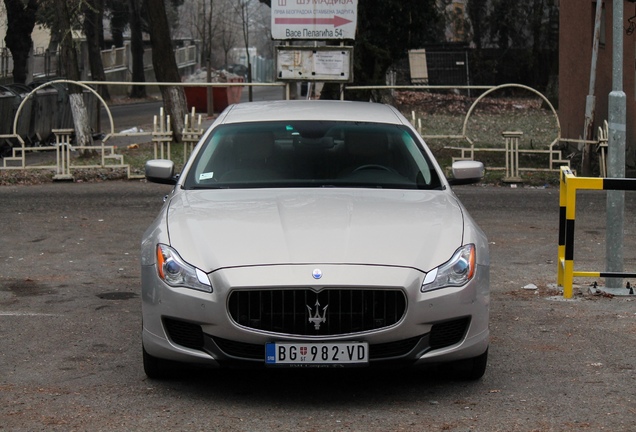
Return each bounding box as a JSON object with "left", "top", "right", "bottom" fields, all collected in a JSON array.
[{"left": 275, "top": 15, "right": 352, "bottom": 28}]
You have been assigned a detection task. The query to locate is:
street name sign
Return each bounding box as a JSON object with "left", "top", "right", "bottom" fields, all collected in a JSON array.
[{"left": 271, "top": 0, "right": 358, "bottom": 40}]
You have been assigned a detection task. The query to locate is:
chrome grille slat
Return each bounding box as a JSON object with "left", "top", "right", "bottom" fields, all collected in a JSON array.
[{"left": 228, "top": 289, "right": 406, "bottom": 336}]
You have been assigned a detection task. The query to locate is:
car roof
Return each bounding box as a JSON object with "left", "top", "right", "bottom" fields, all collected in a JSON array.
[{"left": 218, "top": 100, "right": 406, "bottom": 125}]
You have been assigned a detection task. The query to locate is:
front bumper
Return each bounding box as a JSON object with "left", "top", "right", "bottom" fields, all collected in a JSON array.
[{"left": 141, "top": 263, "right": 489, "bottom": 368}]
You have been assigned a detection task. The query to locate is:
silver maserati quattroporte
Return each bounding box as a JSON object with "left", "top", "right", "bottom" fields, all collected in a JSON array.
[{"left": 141, "top": 100, "right": 490, "bottom": 379}]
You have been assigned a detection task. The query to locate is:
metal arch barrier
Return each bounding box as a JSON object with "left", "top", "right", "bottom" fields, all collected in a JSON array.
[
  {"left": 2, "top": 81, "right": 79, "bottom": 168},
  {"left": 557, "top": 166, "right": 636, "bottom": 299},
  {"left": 459, "top": 83, "right": 564, "bottom": 171},
  {"left": 13, "top": 79, "right": 116, "bottom": 137},
  {"left": 0, "top": 79, "right": 288, "bottom": 179},
  {"left": 347, "top": 83, "right": 569, "bottom": 177},
  {"left": 444, "top": 84, "right": 566, "bottom": 175},
  {"left": 1, "top": 79, "right": 188, "bottom": 179},
  {"left": 0, "top": 81, "right": 570, "bottom": 180},
  {"left": 1, "top": 79, "right": 146, "bottom": 178}
]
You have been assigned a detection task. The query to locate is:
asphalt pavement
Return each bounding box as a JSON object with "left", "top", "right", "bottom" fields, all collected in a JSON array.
[{"left": 1, "top": 182, "right": 636, "bottom": 431}]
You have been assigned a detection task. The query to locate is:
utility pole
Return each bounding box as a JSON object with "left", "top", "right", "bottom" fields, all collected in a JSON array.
[{"left": 606, "top": 0, "right": 627, "bottom": 289}]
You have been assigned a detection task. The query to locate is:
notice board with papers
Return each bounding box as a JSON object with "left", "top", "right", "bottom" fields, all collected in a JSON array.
[{"left": 276, "top": 46, "right": 353, "bottom": 82}]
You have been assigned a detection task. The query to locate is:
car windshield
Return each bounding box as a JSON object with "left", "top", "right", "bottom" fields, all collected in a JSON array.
[{"left": 183, "top": 121, "right": 443, "bottom": 190}]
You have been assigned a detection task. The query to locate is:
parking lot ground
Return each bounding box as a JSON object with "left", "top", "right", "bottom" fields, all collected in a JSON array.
[{"left": 2, "top": 181, "right": 636, "bottom": 431}]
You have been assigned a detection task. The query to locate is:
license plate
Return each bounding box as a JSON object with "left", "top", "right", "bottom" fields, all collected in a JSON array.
[{"left": 265, "top": 342, "right": 369, "bottom": 366}]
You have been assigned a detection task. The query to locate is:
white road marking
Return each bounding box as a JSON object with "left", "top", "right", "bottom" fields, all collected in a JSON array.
[{"left": 0, "top": 312, "right": 59, "bottom": 316}]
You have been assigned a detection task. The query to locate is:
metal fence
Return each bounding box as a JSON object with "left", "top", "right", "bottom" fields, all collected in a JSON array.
[
  {"left": 1, "top": 81, "right": 609, "bottom": 184},
  {"left": 0, "top": 80, "right": 287, "bottom": 180},
  {"left": 425, "top": 51, "right": 471, "bottom": 87},
  {"left": 0, "top": 44, "right": 198, "bottom": 83},
  {"left": 392, "top": 50, "right": 471, "bottom": 89},
  {"left": 343, "top": 83, "right": 592, "bottom": 180}
]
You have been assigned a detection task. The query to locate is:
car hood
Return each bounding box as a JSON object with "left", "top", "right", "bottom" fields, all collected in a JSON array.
[{"left": 166, "top": 188, "right": 465, "bottom": 273}]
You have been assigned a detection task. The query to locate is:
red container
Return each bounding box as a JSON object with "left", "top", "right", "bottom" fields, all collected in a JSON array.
[{"left": 184, "top": 77, "right": 244, "bottom": 113}]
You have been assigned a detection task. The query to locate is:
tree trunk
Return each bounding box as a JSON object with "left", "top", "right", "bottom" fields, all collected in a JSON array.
[
  {"left": 83, "top": 0, "right": 111, "bottom": 101},
  {"left": 467, "top": 0, "right": 487, "bottom": 50},
  {"left": 239, "top": 1, "right": 253, "bottom": 102},
  {"left": 144, "top": 0, "right": 186, "bottom": 142},
  {"left": 4, "top": 0, "right": 37, "bottom": 84},
  {"left": 129, "top": 0, "right": 146, "bottom": 98},
  {"left": 109, "top": 0, "right": 129, "bottom": 48},
  {"left": 56, "top": 0, "right": 94, "bottom": 152}
]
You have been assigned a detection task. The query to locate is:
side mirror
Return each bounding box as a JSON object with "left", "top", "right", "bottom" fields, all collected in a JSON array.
[
  {"left": 145, "top": 159, "right": 177, "bottom": 185},
  {"left": 448, "top": 160, "right": 484, "bottom": 186}
]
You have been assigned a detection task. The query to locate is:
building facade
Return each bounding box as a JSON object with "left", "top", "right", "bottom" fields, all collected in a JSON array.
[{"left": 559, "top": 0, "right": 636, "bottom": 171}]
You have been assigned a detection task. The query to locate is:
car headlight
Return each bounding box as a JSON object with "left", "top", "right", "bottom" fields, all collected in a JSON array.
[
  {"left": 156, "top": 244, "right": 212, "bottom": 293},
  {"left": 421, "top": 244, "right": 476, "bottom": 292}
]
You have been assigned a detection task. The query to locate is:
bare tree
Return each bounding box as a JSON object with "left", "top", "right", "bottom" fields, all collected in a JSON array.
[
  {"left": 128, "top": 0, "right": 146, "bottom": 98},
  {"left": 144, "top": 0, "right": 186, "bottom": 142},
  {"left": 234, "top": 0, "right": 253, "bottom": 101},
  {"left": 201, "top": 0, "right": 217, "bottom": 68},
  {"left": 218, "top": 8, "right": 238, "bottom": 67},
  {"left": 83, "top": 0, "right": 111, "bottom": 100},
  {"left": 248, "top": 1, "right": 272, "bottom": 61},
  {"left": 181, "top": 0, "right": 219, "bottom": 67},
  {"left": 54, "top": 0, "right": 94, "bottom": 152},
  {"left": 466, "top": 0, "right": 488, "bottom": 49},
  {"left": 3, "top": 0, "right": 38, "bottom": 84},
  {"left": 465, "top": 0, "right": 558, "bottom": 89},
  {"left": 105, "top": 0, "right": 128, "bottom": 47}
]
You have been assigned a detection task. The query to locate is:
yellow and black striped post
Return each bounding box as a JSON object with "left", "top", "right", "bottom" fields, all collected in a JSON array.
[{"left": 558, "top": 166, "right": 636, "bottom": 298}]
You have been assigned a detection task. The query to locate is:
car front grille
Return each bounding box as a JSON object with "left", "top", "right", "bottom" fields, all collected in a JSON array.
[{"left": 227, "top": 288, "right": 407, "bottom": 336}]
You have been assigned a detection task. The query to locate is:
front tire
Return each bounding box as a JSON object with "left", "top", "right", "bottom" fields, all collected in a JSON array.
[
  {"left": 453, "top": 348, "right": 488, "bottom": 381},
  {"left": 143, "top": 345, "right": 171, "bottom": 379}
]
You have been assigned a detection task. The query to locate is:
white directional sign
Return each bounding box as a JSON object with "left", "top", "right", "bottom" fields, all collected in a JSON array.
[{"left": 271, "top": 0, "right": 358, "bottom": 40}]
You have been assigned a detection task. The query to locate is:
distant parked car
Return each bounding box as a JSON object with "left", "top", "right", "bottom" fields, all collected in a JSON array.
[
  {"left": 221, "top": 64, "right": 248, "bottom": 79},
  {"left": 141, "top": 100, "right": 490, "bottom": 380}
]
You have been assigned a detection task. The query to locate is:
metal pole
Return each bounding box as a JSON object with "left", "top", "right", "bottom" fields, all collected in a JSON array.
[
  {"left": 582, "top": 0, "right": 603, "bottom": 175},
  {"left": 465, "top": 51, "right": 471, "bottom": 98},
  {"left": 606, "top": 0, "right": 626, "bottom": 289}
]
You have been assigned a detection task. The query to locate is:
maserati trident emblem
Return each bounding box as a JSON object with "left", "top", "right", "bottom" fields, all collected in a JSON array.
[
  {"left": 307, "top": 300, "right": 328, "bottom": 330},
  {"left": 312, "top": 268, "right": 322, "bottom": 279}
]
